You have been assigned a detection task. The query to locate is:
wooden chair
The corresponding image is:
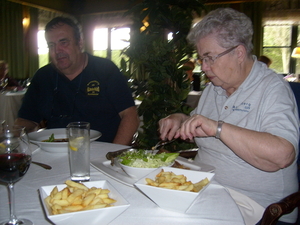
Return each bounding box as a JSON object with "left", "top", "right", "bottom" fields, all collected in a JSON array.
[{"left": 260, "top": 191, "right": 300, "bottom": 225}]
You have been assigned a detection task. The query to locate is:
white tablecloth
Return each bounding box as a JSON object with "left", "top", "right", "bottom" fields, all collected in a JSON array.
[
  {"left": 0, "top": 90, "right": 25, "bottom": 125},
  {"left": 0, "top": 142, "right": 245, "bottom": 225}
]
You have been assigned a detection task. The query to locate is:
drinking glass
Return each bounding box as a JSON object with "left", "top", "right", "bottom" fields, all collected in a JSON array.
[
  {"left": 0, "top": 78, "right": 8, "bottom": 92},
  {"left": 67, "top": 121, "right": 90, "bottom": 182},
  {"left": 0, "top": 125, "right": 33, "bottom": 225}
]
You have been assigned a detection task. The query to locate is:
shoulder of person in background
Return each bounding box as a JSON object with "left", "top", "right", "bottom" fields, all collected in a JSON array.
[{"left": 258, "top": 55, "right": 272, "bottom": 67}]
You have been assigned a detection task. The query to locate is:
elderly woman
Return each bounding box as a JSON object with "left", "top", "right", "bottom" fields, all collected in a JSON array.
[{"left": 159, "top": 8, "right": 299, "bottom": 225}]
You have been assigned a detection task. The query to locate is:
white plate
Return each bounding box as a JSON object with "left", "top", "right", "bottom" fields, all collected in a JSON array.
[
  {"left": 28, "top": 128, "right": 101, "bottom": 153},
  {"left": 91, "top": 156, "right": 215, "bottom": 187},
  {"left": 39, "top": 180, "right": 130, "bottom": 225}
]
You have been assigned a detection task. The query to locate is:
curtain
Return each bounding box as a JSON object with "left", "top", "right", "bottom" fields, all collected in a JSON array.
[
  {"left": 26, "top": 6, "right": 39, "bottom": 78},
  {"left": 0, "top": 0, "right": 24, "bottom": 79},
  {"left": 240, "top": 2, "right": 263, "bottom": 57}
]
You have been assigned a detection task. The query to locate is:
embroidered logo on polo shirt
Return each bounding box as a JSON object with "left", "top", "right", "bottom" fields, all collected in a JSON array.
[
  {"left": 86, "top": 80, "right": 100, "bottom": 96},
  {"left": 232, "top": 102, "right": 251, "bottom": 113}
]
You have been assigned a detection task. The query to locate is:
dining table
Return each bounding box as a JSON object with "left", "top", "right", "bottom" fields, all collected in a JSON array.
[
  {"left": 0, "top": 90, "right": 26, "bottom": 125},
  {"left": 186, "top": 91, "right": 202, "bottom": 109},
  {"left": 0, "top": 141, "right": 245, "bottom": 225}
]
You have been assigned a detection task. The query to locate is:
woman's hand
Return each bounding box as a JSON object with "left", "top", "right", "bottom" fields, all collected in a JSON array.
[
  {"left": 159, "top": 113, "right": 189, "bottom": 141},
  {"left": 175, "top": 114, "right": 218, "bottom": 140}
]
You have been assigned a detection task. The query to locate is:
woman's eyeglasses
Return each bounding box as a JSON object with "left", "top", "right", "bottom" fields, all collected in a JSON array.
[{"left": 199, "top": 45, "right": 239, "bottom": 66}]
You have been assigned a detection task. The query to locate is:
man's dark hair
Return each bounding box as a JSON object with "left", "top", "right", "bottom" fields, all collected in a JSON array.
[{"left": 45, "top": 17, "right": 82, "bottom": 44}]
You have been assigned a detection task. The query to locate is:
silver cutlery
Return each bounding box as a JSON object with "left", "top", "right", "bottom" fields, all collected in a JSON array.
[{"left": 32, "top": 161, "right": 52, "bottom": 170}]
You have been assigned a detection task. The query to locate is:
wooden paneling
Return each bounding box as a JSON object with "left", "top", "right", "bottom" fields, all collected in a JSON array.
[{"left": 8, "top": 0, "right": 263, "bottom": 14}]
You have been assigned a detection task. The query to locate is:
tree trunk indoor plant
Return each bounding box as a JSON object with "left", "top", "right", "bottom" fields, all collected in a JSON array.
[{"left": 120, "top": 0, "right": 206, "bottom": 151}]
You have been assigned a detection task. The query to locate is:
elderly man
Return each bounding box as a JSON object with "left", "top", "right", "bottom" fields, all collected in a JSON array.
[
  {"left": 15, "top": 17, "right": 139, "bottom": 145},
  {"left": 159, "top": 8, "right": 298, "bottom": 225}
]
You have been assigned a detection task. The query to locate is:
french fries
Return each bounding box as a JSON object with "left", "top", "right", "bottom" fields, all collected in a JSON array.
[
  {"left": 45, "top": 180, "right": 117, "bottom": 215},
  {"left": 145, "top": 169, "right": 209, "bottom": 192}
]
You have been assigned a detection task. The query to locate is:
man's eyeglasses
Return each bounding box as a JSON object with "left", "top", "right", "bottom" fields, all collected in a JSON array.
[{"left": 199, "top": 45, "right": 239, "bottom": 66}]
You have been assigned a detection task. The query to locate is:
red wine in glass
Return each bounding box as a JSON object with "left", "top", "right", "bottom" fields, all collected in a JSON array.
[
  {"left": 0, "top": 153, "right": 31, "bottom": 183},
  {"left": 0, "top": 125, "right": 33, "bottom": 225}
]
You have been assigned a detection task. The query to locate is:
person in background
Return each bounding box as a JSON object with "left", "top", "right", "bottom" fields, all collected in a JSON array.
[
  {"left": 159, "top": 8, "right": 298, "bottom": 225},
  {"left": 183, "top": 60, "right": 201, "bottom": 91},
  {"left": 258, "top": 55, "right": 272, "bottom": 67},
  {"left": 15, "top": 17, "right": 139, "bottom": 145},
  {"left": 0, "top": 60, "right": 23, "bottom": 91},
  {"left": 183, "top": 60, "right": 195, "bottom": 82}
]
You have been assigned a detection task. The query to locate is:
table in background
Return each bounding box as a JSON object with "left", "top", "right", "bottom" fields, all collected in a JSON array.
[
  {"left": 186, "top": 91, "right": 202, "bottom": 108},
  {"left": 0, "top": 142, "right": 245, "bottom": 225},
  {"left": 0, "top": 90, "right": 26, "bottom": 125}
]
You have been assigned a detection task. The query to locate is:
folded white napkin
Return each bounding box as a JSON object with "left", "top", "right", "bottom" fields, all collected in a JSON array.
[
  {"left": 226, "top": 188, "right": 265, "bottom": 225},
  {"left": 186, "top": 184, "right": 245, "bottom": 225}
]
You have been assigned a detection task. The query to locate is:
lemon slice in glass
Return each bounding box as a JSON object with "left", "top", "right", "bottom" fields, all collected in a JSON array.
[
  {"left": 69, "top": 137, "right": 84, "bottom": 151},
  {"left": 0, "top": 143, "right": 6, "bottom": 153}
]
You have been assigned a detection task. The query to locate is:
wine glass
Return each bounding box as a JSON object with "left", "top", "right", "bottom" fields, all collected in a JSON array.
[
  {"left": 0, "top": 78, "right": 8, "bottom": 92},
  {"left": 0, "top": 125, "right": 33, "bottom": 225}
]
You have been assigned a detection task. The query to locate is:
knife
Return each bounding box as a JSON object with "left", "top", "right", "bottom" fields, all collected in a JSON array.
[{"left": 106, "top": 148, "right": 132, "bottom": 160}]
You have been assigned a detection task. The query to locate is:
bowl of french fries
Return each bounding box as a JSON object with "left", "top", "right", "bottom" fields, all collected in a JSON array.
[
  {"left": 39, "top": 180, "right": 130, "bottom": 225},
  {"left": 134, "top": 167, "right": 215, "bottom": 213}
]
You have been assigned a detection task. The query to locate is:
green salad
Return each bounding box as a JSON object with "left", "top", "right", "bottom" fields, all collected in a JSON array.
[{"left": 118, "top": 149, "right": 179, "bottom": 168}]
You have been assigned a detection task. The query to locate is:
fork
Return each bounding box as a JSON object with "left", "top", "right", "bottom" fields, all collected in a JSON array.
[{"left": 151, "top": 139, "right": 176, "bottom": 150}]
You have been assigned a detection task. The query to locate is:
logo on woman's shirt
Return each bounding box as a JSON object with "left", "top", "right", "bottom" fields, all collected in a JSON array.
[{"left": 232, "top": 102, "right": 251, "bottom": 113}]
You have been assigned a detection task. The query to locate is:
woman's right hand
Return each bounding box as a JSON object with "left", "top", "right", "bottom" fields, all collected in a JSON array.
[{"left": 159, "top": 113, "right": 189, "bottom": 141}]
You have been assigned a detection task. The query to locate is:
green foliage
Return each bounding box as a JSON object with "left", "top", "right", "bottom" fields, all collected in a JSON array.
[{"left": 121, "top": 0, "right": 205, "bottom": 150}]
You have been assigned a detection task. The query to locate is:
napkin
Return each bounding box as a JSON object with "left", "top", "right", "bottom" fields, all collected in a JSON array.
[
  {"left": 226, "top": 188, "right": 265, "bottom": 225},
  {"left": 186, "top": 183, "right": 245, "bottom": 225}
]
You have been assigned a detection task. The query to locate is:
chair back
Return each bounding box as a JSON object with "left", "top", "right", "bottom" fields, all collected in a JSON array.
[{"left": 289, "top": 82, "right": 300, "bottom": 184}]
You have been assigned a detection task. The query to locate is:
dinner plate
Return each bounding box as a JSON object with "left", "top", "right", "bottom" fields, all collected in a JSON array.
[
  {"left": 91, "top": 156, "right": 215, "bottom": 187},
  {"left": 28, "top": 128, "right": 102, "bottom": 153},
  {"left": 30, "top": 142, "right": 40, "bottom": 154}
]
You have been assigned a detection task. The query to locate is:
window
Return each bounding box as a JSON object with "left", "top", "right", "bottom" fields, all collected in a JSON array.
[
  {"left": 296, "top": 25, "right": 300, "bottom": 74},
  {"left": 262, "top": 24, "right": 299, "bottom": 74},
  {"left": 93, "top": 28, "right": 108, "bottom": 58},
  {"left": 93, "top": 27, "right": 130, "bottom": 67},
  {"left": 37, "top": 30, "right": 49, "bottom": 68}
]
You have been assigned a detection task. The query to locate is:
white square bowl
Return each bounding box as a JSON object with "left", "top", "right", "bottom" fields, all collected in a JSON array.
[
  {"left": 134, "top": 167, "right": 215, "bottom": 213},
  {"left": 39, "top": 180, "right": 130, "bottom": 225}
]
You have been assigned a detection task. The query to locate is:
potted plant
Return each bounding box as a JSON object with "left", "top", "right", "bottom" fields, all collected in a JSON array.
[{"left": 121, "top": 0, "right": 205, "bottom": 151}]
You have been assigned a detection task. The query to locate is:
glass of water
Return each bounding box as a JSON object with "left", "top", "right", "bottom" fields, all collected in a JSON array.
[{"left": 67, "top": 121, "right": 90, "bottom": 182}]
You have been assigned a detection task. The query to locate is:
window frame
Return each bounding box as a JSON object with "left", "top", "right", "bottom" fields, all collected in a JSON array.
[{"left": 262, "top": 24, "right": 299, "bottom": 74}]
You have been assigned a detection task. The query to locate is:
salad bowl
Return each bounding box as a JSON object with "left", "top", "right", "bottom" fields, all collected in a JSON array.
[{"left": 117, "top": 149, "right": 178, "bottom": 180}]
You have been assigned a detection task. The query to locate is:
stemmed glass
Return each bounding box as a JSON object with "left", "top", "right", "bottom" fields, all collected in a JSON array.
[
  {"left": 0, "top": 78, "right": 8, "bottom": 92},
  {"left": 0, "top": 125, "right": 33, "bottom": 225}
]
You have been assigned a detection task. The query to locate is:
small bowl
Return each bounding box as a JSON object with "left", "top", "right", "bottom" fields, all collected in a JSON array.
[
  {"left": 39, "top": 180, "right": 130, "bottom": 225},
  {"left": 117, "top": 150, "right": 175, "bottom": 180},
  {"left": 119, "top": 163, "right": 163, "bottom": 180},
  {"left": 28, "top": 128, "right": 101, "bottom": 153},
  {"left": 134, "top": 167, "right": 215, "bottom": 213}
]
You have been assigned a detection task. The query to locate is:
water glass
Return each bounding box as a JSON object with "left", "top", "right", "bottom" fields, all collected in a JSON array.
[{"left": 67, "top": 121, "right": 90, "bottom": 182}]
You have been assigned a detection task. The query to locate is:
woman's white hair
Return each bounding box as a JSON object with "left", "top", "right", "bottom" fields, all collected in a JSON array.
[{"left": 187, "top": 8, "right": 253, "bottom": 55}]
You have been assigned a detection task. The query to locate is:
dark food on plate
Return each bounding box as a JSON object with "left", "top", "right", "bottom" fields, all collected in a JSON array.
[
  {"left": 42, "top": 133, "right": 68, "bottom": 142},
  {"left": 172, "top": 161, "right": 190, "bottom": 170}
]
